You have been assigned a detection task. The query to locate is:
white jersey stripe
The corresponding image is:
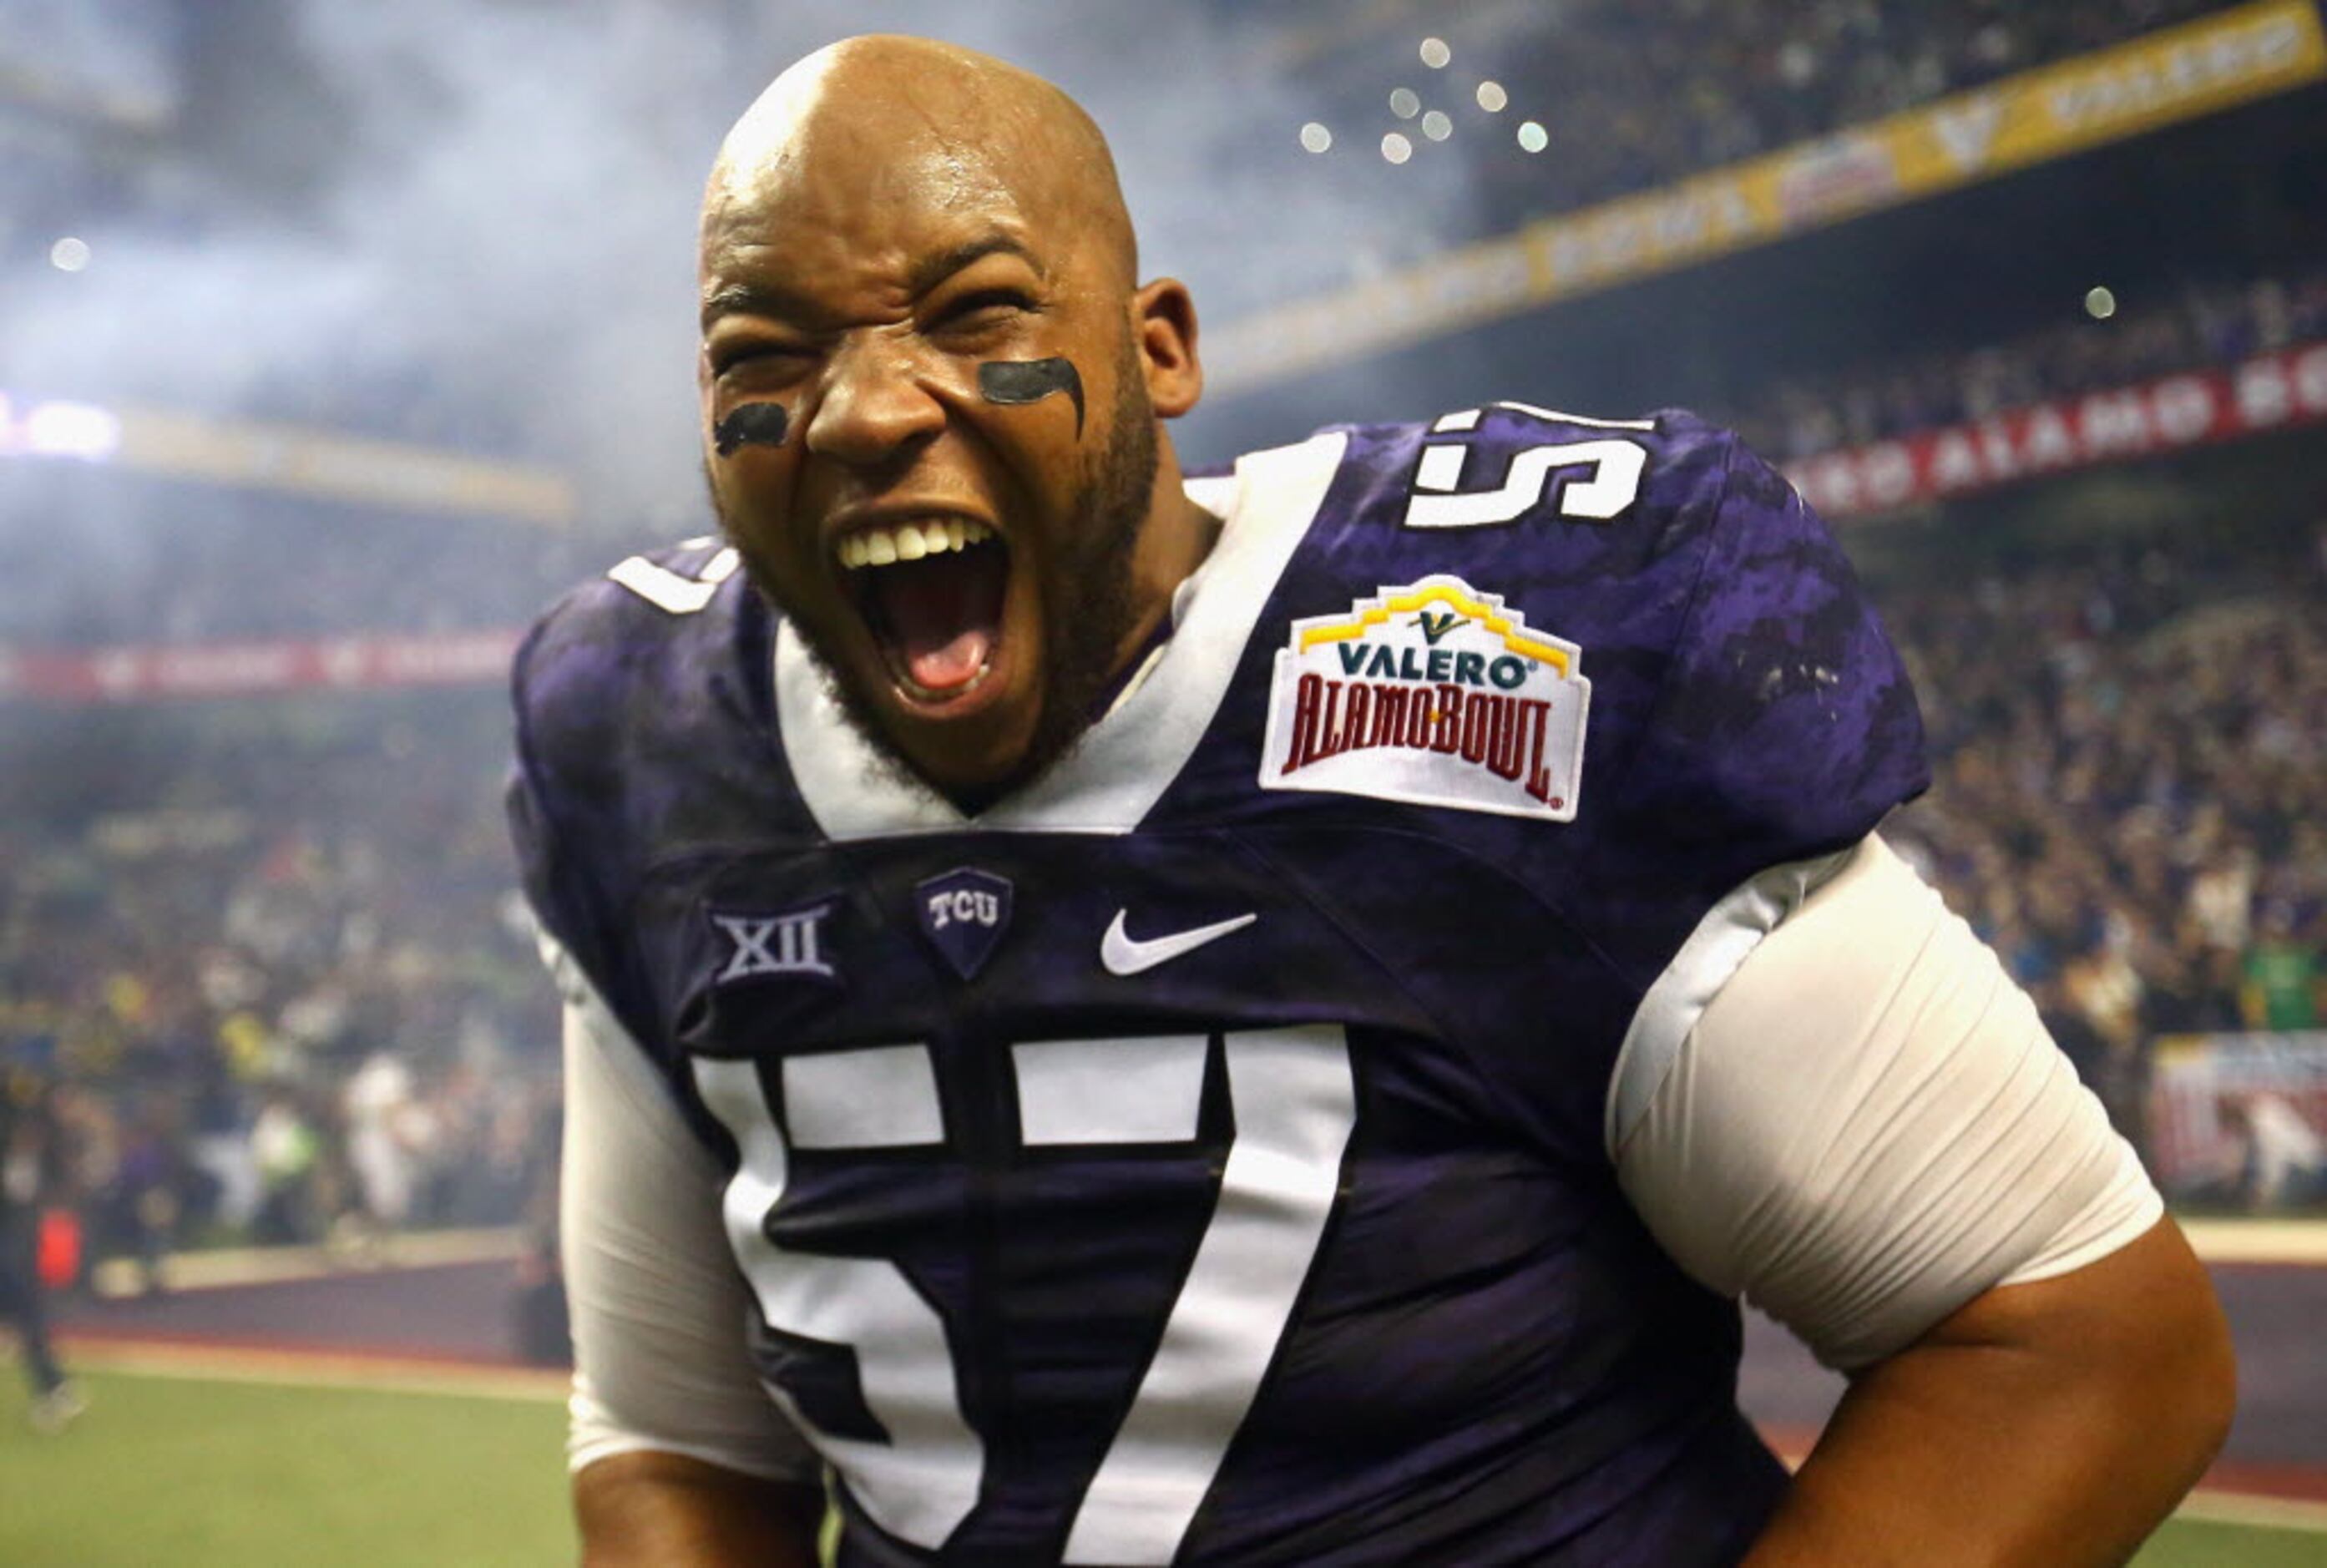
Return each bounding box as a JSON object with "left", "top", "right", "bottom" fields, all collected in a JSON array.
[{"left": 1061, "top": 1024, "right": 1357, "bottom": 1565}]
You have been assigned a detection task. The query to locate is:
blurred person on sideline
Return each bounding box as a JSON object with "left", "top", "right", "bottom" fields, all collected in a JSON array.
[
  {"left": 344, "top": 1049, "right": 427, "bottom": 1232},
  {"left": 510, "top": 38, "right": 2233, "bottom": 1565},
  {"left": 248, "top": 1087, "right": 324, "bottom": 1245},
  {"left": 2219, "top": 1092, "right": 2327, "bottom": 1211},
  {"left": 2243, "top": 903, "right": 2323, "bottom": 1031},
  {"left": 2, "top": 1067, "right": 87, "bottom": 1433}
]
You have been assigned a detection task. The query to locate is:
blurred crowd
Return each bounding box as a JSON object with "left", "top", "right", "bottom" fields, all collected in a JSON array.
[
  {"left": 1734, "top": 268, "right": 2327, "bottom": 462},
  {"left": 0, "top": 691, "right": 557, "bottom": 1288},
  {"left": 0, "top": 468, "right": 603, "bottom": 649},
  {"left": 1474, "top": 0, "right": 2239, "bottom": 230},
  {"left": 1874, "top": 519, "right": 2327, "bottom": 1141}
]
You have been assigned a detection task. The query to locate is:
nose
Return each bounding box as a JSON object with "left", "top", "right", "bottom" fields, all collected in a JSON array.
[{"left": 803, "top": 335, "right": 947, "bottom": 468}]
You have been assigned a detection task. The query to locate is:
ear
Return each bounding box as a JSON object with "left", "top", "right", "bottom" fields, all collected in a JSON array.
[{"left": 1131, "top": 277, "right": 1202, "bottom": 419}]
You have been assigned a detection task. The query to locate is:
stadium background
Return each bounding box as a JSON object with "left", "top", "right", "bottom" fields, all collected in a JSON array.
[{"left": 2, "top": 1, "right": 2323, "bottom": 1560}]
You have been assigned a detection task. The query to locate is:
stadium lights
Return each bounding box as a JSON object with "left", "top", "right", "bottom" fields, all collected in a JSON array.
[
  {"left": 49, "top": 237, "right": 91, "bottom": 273},
  {"left": 1517, "top": 120, "right": 1549, "bottom": 153},
  {"left": 0, "top": 392, "right": 124, "bottom": 461},
  {"left": 1419, "top": 38, "right": 1451, "bottom": 69},
  {"left": 1421, "top": 110, "right": 1453, "bottom": 142},
  {"left": 1300, "top": 122, "right": 1333, "bottom": 154},
  {"left": 1476, "top": 81, "right": 1509, "bottom": 113},
  {"left": 2086, "top": 286, "right": 2119, "bottom": 320},
  {"left": 1381, "top": 132, "right": 1414, "bottom": 165},
  {"left": 1389, "top": 87, "right": 1420, "bottom": 119}
]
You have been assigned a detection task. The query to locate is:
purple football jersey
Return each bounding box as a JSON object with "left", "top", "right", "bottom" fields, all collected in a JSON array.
[{"left": 509, "top": 405, "right": 1927, "bottom": 1565}]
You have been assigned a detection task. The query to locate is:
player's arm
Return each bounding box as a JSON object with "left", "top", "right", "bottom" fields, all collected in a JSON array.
[
  {"left": 576, "top": 1451, "right": 822, "bottom": 1568},
  {"left": 1747, "top": 1219, "right": 2227, "bottom": 1566},
  {"left": 1613, "top": 837, "right": 2234, "bottom": 1566},
  {"left": 551, "top": 938, "right": 827, "bottom": 1566}
]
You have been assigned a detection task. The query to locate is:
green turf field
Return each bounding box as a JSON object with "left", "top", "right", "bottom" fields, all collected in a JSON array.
[
  {"left": 2142, "top": 1520, "right": 2327, "bottom": 1567},
  {"left": 1, "top": 1365, "right": 2318, "bottom": 1565},
  {"left": 0, "top": 1367, "right": 573, "bottom": 1565}
]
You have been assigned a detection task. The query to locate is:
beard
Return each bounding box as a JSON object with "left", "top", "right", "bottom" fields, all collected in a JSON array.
[
  {"left": 1004, "top": 363, "right": 1157, "bottom": 795},
  {"left": 715, "top": 356, "right": 1161, "bottom": 809}
]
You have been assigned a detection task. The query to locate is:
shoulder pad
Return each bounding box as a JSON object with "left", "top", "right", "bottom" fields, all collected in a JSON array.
[
  {"left": 513, "top": 536, "right": 751, "bottom": 767},
  {"left": 507, "top": 535, "right": 774, "bottom": 1046},
  {"left": 1402, "top": 402, "right": 1693, "bottom": 530}
]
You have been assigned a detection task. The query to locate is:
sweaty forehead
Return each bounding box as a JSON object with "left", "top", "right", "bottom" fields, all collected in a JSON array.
[{"left": 703, "top": 128, "right": 1043, "bottom": 286}]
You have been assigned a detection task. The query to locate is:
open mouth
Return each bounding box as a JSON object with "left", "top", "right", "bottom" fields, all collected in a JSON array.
[{"left": 837, "top": 517, "right": 1010, "bottom": 704}]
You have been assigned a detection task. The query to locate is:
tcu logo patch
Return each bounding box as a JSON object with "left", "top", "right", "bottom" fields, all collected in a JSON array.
[
  {"left": 711, "top": 903, "right": 837, "bottom": 984},
  {"left": 916, "top": 868, "right": 1014, "bottom": 980}
]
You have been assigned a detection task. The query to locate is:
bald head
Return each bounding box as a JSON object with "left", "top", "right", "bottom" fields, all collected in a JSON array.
[{"left": 706, "top": 36, "right": 1136, "bottom": 291}]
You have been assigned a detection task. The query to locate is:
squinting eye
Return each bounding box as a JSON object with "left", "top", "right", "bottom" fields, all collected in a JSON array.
[
  {"left": 935, "top": 290, "right": 1035, "bottom": 330},
  {"left": 711, "top": 344, "right": 807, "bottom": 377}
]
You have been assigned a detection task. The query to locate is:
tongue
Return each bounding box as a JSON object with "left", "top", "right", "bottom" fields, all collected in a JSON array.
[{"left": 871, "top": 547, "right": 1007, "bottom": 693}]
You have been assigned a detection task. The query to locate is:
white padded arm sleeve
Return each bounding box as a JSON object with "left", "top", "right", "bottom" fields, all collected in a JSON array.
[
  {"left": 549, "top": 938, "right": 820, "bottom": 1482},
  {"left": 1611, "top": 837, "right": 2162, "bottom": 1371}
]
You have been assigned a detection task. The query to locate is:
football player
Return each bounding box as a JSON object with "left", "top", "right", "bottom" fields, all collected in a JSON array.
[
  {"left": 2, "top": 1068, "right": 85, "bottom": 1434},
  {"left": 510, "top": 35, "right": 2234, "bottom": 1566}
]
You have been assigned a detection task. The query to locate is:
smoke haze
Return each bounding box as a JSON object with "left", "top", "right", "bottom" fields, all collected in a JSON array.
[{"left": 0, "top": 1, "right": 1477, "bottom": 531}]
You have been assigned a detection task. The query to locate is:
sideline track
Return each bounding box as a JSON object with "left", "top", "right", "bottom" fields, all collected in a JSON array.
[
  {"left": 2177, "top": 1216, "right": 2327, "bottom": 1266},
  {"left": 85, "top": 1225, "right": 526, "bottom": 1297},
  {"left": 51, "top": 1333, "right": 566, "bottom": 1404}
]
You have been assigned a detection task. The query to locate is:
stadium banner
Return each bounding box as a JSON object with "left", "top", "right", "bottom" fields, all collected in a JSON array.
[
  {"left": 0, "top": 392, "right": 577, "bottom": 526},
  {"left": 1205, "top": 0, "right": 2327, "bottom": 394},
  {"left": 2148, "top": 1032, "right": 2327, "bottom": 1211},
  {"left": 0, "top": 630, "right": 520, "bottom": 704},
  {"left": 1783, "top": 337, "right": 2327, "bottom": 517}
]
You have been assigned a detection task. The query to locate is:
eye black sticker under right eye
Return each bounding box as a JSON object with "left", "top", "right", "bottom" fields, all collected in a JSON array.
[
  {"left": 714, "top": 402, "right": 791, "bottom": 457},
  {"left": 977, "top": 357, "right": 1085, "bottom": 437}
]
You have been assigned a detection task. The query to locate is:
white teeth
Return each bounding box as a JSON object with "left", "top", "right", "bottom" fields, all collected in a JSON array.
[{"left": 837, "top": 518, "right": 998, "bottom": 570}]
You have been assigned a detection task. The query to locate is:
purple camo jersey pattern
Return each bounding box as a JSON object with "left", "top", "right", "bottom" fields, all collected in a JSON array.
[{"left": 508, "top": 407, "right": 1926, "bottom": 1565}]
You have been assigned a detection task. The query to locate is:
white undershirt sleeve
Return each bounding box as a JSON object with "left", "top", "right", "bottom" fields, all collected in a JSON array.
[
  {"left": 1609, "top": 836, "right": 2163, "bottom": 1371},
  {"left": 547, "top": 936, "right": 821, "bottom": 1483}
]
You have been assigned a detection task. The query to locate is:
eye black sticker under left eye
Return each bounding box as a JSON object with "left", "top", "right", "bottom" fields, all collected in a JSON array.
[
  {"left": 978, "top": 357, "right": 1084, "bottom": 436},
  {"left": 714, "top": 403, "right": 790, "bottom": 456}
]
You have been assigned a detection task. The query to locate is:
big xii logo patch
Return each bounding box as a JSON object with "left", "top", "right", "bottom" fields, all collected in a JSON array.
[{"left": 1260, "top": 575, "right": 1589, "bottom": 822}]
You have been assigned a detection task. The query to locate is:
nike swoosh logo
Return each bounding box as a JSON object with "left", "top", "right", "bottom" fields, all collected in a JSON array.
[{"left": 1100, "top": 910, "right": 1257, "bottom": 976}]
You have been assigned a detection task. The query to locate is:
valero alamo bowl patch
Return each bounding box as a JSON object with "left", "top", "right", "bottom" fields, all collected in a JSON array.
[{"left": 1260, "top": 575, "right": 1589, "bottom": 822}]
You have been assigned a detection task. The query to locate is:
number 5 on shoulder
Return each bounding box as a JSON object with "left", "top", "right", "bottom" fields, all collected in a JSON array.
[
  {"left": 607, "top": 543, "right": 741, "bottom": 615},
  {"left": 1404, "top": 403, "right": 1652, "bottom": 529}
]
